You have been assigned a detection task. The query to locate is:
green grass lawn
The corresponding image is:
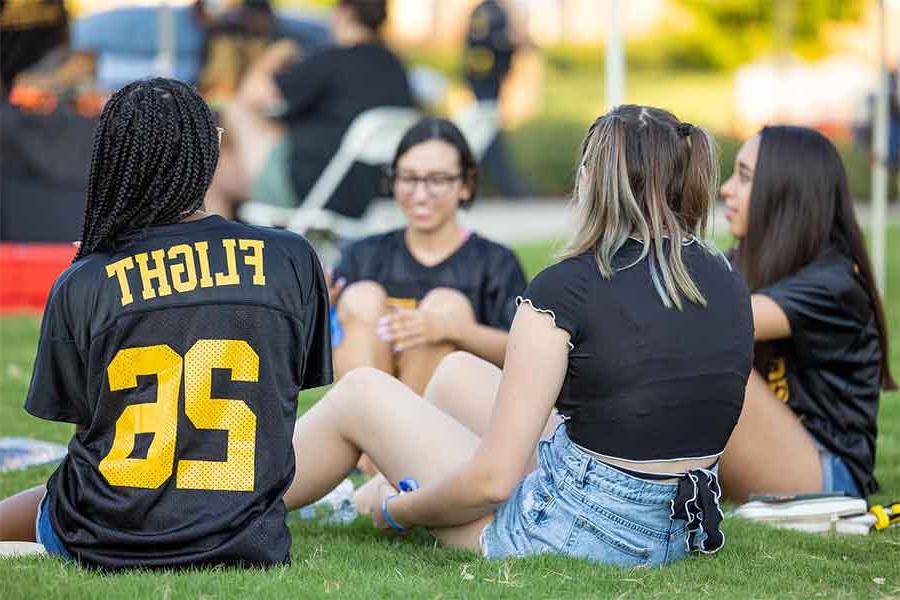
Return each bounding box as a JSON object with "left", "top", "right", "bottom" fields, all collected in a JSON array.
[{"left": 1, "top": 230, "right": 898, "bottom": 598}]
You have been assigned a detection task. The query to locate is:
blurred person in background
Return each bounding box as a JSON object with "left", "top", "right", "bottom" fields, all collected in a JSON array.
[
  {"left": 719, "top": 126, "right": 897, "bottom": 501},
  {"left": 1, "top": 0, "right": 97, "bottom": 106},
  {"left": 463, "top": 0, "right": 532, "bottom": 198},
  {"left": 1, "top": 0, "right": 68, "bottom": 95},
  {"left": 205, "top": 0, "right": 414, "bottom": 220},
  {"left": 197, "top": 0, "right": 279, "bottom": 107},
  {"left": 855, "top": 68, "right": 900, "bottom": 203},
  {"left": 891, "top": 69, "right": 899, "bottom": 200},
  {"left": 328, "top": 117, "right": 526, "bottom": 398}
]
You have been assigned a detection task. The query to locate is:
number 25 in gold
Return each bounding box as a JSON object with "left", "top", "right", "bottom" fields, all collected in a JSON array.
[{"left": 99, "top": 340, "right": 258, "bottom": 491}]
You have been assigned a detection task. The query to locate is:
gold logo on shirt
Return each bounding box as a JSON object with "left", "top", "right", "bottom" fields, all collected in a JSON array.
[
  {"left": 767, "top": 357, "right": 790, "bottom": 402},
  {"left": 106, "top": 238, "right": 266, "bottom": 307},
  {"left": 386, "top": 297, "right": 417, "bottom": 310}
]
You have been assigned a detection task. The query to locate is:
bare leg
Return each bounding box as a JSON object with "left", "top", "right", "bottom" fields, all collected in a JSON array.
[
  {"left": 396, "top": 288, "right": 477, "bottom": 395},
  {"left": 396, "top": 342, "right": 455, "bottom": 396},
  {"left": 355, "top": 352, "right": 559, "bottom": 513},
  {"left": 427, "top": 351, "right": 560, "bottom": 448},
  {"left": 719, "top": 369, "right": 823, "bottom": 502},
  {"left": 284, "top": 367, "right": 491, "bottom": 551},
  {"left": 0, "top": 485, "right": 44, "bottom": 541},
  {"left": 334, "top": 282, "right": 394, "bottom": 378},
  {"left": 334, "top": 281, "right": 397, "bottom": 474},
  {"left": 423, "top": 351, "right": 502, "bottom": 436}
]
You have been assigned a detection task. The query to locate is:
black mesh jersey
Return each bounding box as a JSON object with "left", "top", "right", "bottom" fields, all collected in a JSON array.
[
  {"left": 25, "top": 215, "right": 332, "bottom": 569},
  {"left": 334, "top": 229, "right": 527, "bottom": 330},
  {"left": 758, "top": 245, "right": 883, "bottom": 495}
]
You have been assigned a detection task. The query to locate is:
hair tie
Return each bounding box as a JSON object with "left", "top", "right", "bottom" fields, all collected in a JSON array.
[{"left": 676, "top": 122, "right": 694, "bottom": 137}]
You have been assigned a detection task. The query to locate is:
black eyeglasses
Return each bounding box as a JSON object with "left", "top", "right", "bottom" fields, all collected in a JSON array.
[{"left": 392, "top": 172, "right": 463, "bottom": 196}]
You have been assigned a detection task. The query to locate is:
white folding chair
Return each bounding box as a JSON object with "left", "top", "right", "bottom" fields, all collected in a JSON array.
[
  {"left": 239, "top": 106, "right": 420, "bottom": 239},
  {"left": 451, "top": 100, "right": 500, "bottom": 160}
]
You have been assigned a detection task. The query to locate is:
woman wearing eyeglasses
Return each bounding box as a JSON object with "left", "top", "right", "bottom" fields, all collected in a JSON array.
[{"left": 327, "top": 117, "right": 527, "bottom": 396}]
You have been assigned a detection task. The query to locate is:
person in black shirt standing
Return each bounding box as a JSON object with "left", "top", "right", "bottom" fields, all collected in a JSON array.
[
  {"left": 462, "top": 0, "right": 531, "bottom": 197},
  {"left": 282, "top": 106, "right": 752, "bottom": 566},
  {"left": 329, "top": 118, "right": 527, "bottom": 396},
  {"left": 205, "top": 0, "right": 414, "bottom": 219},
  {"left": 0, "top": 0, "right": 68, "bottom": 94},
  {"left": 0, "top": 79, "right": 332, "bottom": 568},
  {"left": 719, "top": 126, "right": 896, "bottom": 500}
]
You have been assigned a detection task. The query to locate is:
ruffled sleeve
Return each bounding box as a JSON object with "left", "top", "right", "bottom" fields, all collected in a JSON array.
[{"left": 516, "top": 256, "right": 593, "bottom": 349}]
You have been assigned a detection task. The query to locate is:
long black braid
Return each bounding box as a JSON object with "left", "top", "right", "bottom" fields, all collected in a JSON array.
[{"left": 74, "top": 78, "right": 219, "bottom": 261}]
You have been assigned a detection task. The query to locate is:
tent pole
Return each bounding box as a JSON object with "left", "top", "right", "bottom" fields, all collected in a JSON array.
[
  {"left": 870, "top": 0, "right": 888, "bottom": 294},
  {"left": 156, "top": 0, "right": 175, "bottom": 78},
  {"left": 605, "top": 0, "right": 625, "bottom": 109}
]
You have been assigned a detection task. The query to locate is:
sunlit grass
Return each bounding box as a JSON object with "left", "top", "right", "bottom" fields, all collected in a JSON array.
[{"left": 1, "top": 228, "right": 898, "bottom": 598}]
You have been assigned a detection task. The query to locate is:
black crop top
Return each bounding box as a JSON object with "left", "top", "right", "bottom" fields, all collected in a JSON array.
[{"left": 520, "top": 239, "right": 753, "bottom": 461}]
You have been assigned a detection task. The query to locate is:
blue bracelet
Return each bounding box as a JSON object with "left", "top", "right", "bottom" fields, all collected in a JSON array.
[
  {"left": 398, "top": 478, "right": 419, "bottom": 493},
  {"left": 381, "top": 478, "right": 420, "bottom": 533},
  {"left": 381, "top": 494, "right": 407, "bottom": 532}
]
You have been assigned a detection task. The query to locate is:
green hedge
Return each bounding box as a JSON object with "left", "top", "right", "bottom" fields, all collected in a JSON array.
[{"left": 504, "top": 119, "right": 872, "bottom": 200}]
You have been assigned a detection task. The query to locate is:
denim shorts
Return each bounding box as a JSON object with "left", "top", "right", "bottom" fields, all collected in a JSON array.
[
  {"left": 817, "top": 444, "right": 861, "bottom": 497},
  {"left": 480, "top": 425, "right": 695, "bottom": 567},
  {"left": 35, "top": 492, "right": 73, "bottom": 561}
]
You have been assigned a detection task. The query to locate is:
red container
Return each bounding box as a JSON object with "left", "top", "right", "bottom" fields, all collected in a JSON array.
[{"left": 0, "top": 244, "right": 76, "bottom": 314}]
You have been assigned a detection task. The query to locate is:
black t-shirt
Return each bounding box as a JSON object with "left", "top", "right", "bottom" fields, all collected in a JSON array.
[
  {"left": 464, "top": 0, "right": 514, "bottom": 99},
  {"left": 758, "top": 245, "right": 882, "bottom": 495},
  {"left": 274, "top": 42, "right": 414, "bottom": 218},
  {"left": 333, "top": 229, "right": 527, "bottom": 330},
  {"left": 520, "top": 239, "right": 753, "bottom": 461},
  {"left": 25, "top": 215, "right": 332, "bottom": 569}
]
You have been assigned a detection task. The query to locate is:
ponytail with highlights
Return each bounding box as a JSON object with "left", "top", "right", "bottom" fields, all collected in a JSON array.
[{"left": 563, "top": 105, "right": 720, "bottom": 310}]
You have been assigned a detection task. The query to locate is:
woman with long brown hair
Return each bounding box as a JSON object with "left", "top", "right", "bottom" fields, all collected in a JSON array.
[{"left": 719, "top": 125, "right": 896, "bottom": 500}]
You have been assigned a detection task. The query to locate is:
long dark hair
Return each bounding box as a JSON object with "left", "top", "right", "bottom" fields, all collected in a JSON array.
[
  {"left": 734, "top": 125, "right": 896, "bottom": 390},
  {"left": 74, "top": 78, "right": 219, "bottom": 261},
  {"left": 391, "top": 117, "right": 480, "bottom": 205}
]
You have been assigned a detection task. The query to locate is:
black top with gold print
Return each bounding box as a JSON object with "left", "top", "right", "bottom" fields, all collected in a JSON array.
[
  {"left": 758, "top": 244, "right": 882, "bottom": 495},
  {"left": 334, "top": 229, "right": 527, "bottom": 330},
  {"left": 25, "top": 215, "right": 332, "bottom": 569}
]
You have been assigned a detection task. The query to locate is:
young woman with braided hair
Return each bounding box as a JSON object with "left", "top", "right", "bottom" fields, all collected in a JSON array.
[
  {"left": 73, "top": 79, "right": 220, "bottom": 260},
  {"left": 0, "top": 78, "right": 332, "bottom": 569}
]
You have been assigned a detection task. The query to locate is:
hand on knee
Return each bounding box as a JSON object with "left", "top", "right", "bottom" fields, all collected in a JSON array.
[{"left": 386, "top": 289, "right": 474, "bottom": 350}]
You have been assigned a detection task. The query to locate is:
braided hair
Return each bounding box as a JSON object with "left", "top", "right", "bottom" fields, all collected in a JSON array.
[{"left": 74, "top": 78, "right": 219, "bottom": 261}]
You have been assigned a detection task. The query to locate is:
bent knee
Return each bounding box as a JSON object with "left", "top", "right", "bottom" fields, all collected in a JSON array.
[
  {"left": 424, "top": 351, "right": 481, "bottom": 403},
  {"left": 337, "top": 366, "right": 388, "bottom": 391},
  {"left": 419, "top": 287, "right": 475, "bottom": 320},
  {"left": 329, "top": 366, "right": 390, "bottom": 408},
  {"left": 337, "top": 281, "right": 388, "bottom": 322}
]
